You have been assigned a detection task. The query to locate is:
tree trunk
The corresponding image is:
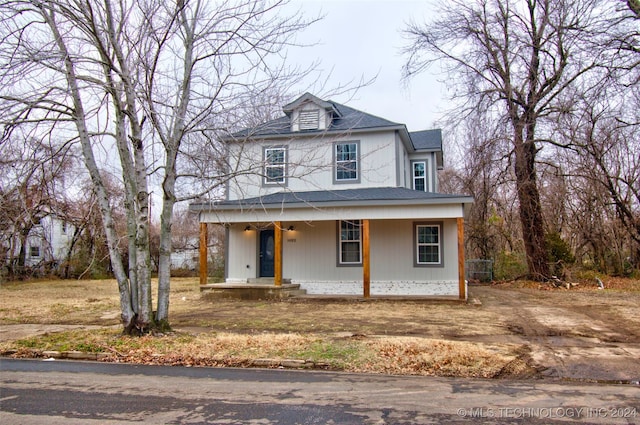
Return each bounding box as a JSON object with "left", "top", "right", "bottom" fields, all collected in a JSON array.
[
  {"left": 134, "top": 186, "right": 153, "bottom": 330},
  {"left": 513, "top": 126, "right": 549, "bottom": 279},
  {"left": 153, "top": 4, "right": 193, "bottom": 325},
  {"left": 41, "top": 7, "right": 136, "bottom": 327},
  {"left": 16, "top": 225, "right": 30, "bottom": 276},
  {"left": 156, "top": 190, "right": 174, "bottom": 325},
  {"left": 62, "top": 226, "right": 82, "bottom": 279},
  {"left": 102, "top": 0, "right": 153, "bottom": 330}
]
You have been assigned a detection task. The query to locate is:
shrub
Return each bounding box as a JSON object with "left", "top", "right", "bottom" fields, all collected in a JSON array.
[
  {"left": 170, "top": 267, "right": 197, "bottom": 278},
  {"left": 545, "top": 232, "right": 574, "bottom": 264},
  {"left": 493, "top": 251, "right": 528, "bottom": 281}
]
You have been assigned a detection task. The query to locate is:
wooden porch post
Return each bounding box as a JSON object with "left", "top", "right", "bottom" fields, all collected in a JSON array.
[
  {"left": 363, "top": 219, "right": 370, "bottom": 298},
  {"left": 457, "top": 217, "right": 466, "bottom": 300},
  {"left": 199, "top": 222, "right": 208, "bottom": 286},
  {"left": 274, "top": 221, "right": 282, "bottom": 287}
]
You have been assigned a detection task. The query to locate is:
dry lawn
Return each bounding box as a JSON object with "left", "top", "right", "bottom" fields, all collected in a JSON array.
[
  {"left": 2, "top": 276, "right": 638, "bottom": 378},
  {"left": 3, "top": 328, "right": 516, "bottom": 378},
  {"left": 0, "top": 277, "right": 521, "bottom": 377}
]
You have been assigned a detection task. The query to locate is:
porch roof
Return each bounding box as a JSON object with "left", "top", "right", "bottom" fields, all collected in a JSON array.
[{"left": 191, "top": 187, "right": 473, "bottom": 212}]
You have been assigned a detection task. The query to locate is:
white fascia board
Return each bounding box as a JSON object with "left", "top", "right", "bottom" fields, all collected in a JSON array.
[
  {"left": 200, "top": 202, "right": 468, "bottom": 224},
  {"left": 192, "top": 195, "right": 474, "bottom": 212},
  {"left": 222, "top": 125, "right": 408, "bottom": 143}
]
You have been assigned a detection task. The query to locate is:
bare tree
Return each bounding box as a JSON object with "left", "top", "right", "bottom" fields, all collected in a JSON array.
[
  {"left": 0, "top": 131, "right": 75, "bottom": 278},
  {"left": 0, "top": 0, "right": 315, "bottom": 332},
  {"left": 402, "top": 0, "right": 623, "bottom": 279},
  {"left": 556, "top": 88, "right": 640, "bottom": 271},
  {"left": 60, "top": 174, "right": 129, "bottom": 280}
]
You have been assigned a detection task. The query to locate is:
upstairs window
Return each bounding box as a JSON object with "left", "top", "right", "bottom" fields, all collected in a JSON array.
[
  {"left": 30, "top": 246, "right": 40, "bottom": 258},
  {"left": 264, "top": 146, "right": 287, "bottom": 185},
  {"left": 338, "top": 220, "right": 362, "bottom": 265},
  {"left": 413, "top": 160, "right": 430, "bottom": 192},
  {"left": 299, "top": 110, "right": 320, "bottom": 130},
  {"left": 335, "top": 141, "right": 359, "bottom": 183},
  {"left": 414, "top": 223, "right": 442, "bottom": 266}
]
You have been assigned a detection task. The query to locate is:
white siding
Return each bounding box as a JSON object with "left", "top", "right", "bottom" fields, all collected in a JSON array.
[
  {"left": 226, "top": 226, "right": 258, "bottom": 282},
  {"left": 227, "top": 130, "right": 399, "bottom": 200},
  {"left": 282, "top": 221, "right": 360, "bottom": 282},
  {"left": 170, "top": 250, "right": 199, "bottom": 269},
  {"left": 396, "top": 132, "right": 408, "bottom": 187},
  {"left": 224, "top": 219, "right": 461, "bottom": 297},
  {"left": 291, "top": 218, "right": 460, "bottom": 296},
  {"left": 49, "top": 217, "right": 74, "bottom": 260},
  {"left": 23, "top": 216, "right": 74, "bottom": 267}
]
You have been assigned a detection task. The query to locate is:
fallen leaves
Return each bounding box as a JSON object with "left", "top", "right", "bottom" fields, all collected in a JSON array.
[
  {"left": 355, "top": 337, "right": 515, "bottom": 378},
  {"left": 2, "top": 329, "right": 519, "bottom": 378}
]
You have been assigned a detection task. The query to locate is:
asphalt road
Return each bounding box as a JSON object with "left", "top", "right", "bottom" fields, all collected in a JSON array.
[{"left": 1, "top": 358, "right": 638, "bottom": 424}]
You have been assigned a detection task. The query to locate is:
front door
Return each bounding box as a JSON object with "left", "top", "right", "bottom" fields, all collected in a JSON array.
[{"left": 259, "top": 229, "right": 275, "bottom": 277}]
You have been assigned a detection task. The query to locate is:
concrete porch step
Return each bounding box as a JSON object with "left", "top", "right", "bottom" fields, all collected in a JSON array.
[
  {"left": 247, "top": 277, "right": 292, "bottom": 285},
  {"left": 285, "top": 288, "right": 308, "bottom": 297},
  {"left": 200, "top": 280, "right": 305, "bottom": 299}
]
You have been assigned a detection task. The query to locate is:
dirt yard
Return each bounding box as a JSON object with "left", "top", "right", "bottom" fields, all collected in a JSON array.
[{"left": 1, "top": 277, "right": 639, "bottom": 381}]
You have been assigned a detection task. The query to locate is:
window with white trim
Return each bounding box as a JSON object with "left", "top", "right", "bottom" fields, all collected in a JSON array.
[
  {"left": 338, "top": 220, "right": 362, "bottom": 265},
  {"left": 413, "top": 161, "right": 427, "bottom": 192},
  {"left": 415, "top": 223, "right": 442, "bottom": 266},
  {"left": 335, "top": 142, "right": 359, "bottom": 182},
  {"left": 264, "top": 146, "right": 287, "bottom": 185}
]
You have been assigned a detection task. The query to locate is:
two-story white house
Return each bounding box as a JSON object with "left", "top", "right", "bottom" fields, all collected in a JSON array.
[
  {"left": 8, "top": 214, "right": 75, "bottom": 270},
  {"left": 191, "top": 93, "right": 473, "bottom": 298}
]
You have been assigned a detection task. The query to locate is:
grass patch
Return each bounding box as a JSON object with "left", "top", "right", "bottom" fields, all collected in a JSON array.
[
  {"left": 6, "top": 329, "right": 117, "bottom": 353},
  {"left": 1, "top": 329, "right": 520, "bottom": 378},
  {"left": 291, "top": 339, "right": 369, "bottom": 368}
]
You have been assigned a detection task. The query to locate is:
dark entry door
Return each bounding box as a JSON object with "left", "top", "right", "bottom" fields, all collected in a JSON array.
[{"left": 259, "top": 229, "right": 275, "bottom": 277}]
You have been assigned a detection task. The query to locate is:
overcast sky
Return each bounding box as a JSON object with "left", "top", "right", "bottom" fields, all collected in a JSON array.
[{"left": 284, "top": 0, "right": 446, "bottom": 132}]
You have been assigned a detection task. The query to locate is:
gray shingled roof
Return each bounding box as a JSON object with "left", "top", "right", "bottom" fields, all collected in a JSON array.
[
  {"left": 191, "top": 187, "right": 473, "bottom": 211},
  {"left": 409, "top": 129, "right": 442, "bottom": 151},
  {"left": 225, "top": 94, "right": 443, "bottom": 156},
  {"left": 282, "top": 93, "right": 339, "bottom": 116},
  {"left": 229, "top": 101, "right": 402, "bottom": 138}
]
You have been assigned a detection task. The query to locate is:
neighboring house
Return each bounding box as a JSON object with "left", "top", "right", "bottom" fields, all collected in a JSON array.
[
  {"left": 170, "top": 248, "right": 199, "bottom": 270},
  {"left": 20, "top": 215, "right": 74, "bottom": 269},
  {"left": 190, "top": 93, "right": 473, "bottom": 298},
  {"left": 170, "top": 245, "right": 219, "bottom": 271}
]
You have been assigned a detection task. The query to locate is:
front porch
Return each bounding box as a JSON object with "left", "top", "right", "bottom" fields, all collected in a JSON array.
[
  {"left": 197, "top": 217, "right": 468, "bottom": 299},
  {"left": 190, "top": 187, "right": 473, "bottom": 299}
]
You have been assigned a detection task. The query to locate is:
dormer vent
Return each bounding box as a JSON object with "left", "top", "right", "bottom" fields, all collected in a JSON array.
[
  {"left": 299, "top": 110, "right": 319, "bottom": 130},
  {"left": 283, "top": 92, "right": 342, "bottom": 133}
]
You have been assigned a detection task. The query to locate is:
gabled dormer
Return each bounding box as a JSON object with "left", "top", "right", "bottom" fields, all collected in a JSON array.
[{"left": 282, "top": 92, "right": 341, "bottom": 132}]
